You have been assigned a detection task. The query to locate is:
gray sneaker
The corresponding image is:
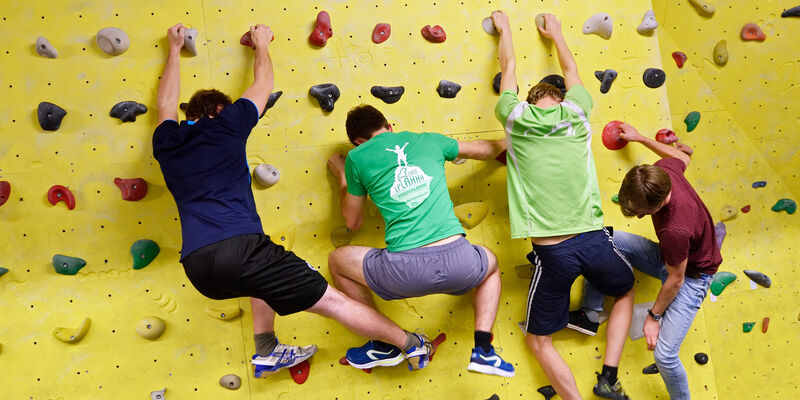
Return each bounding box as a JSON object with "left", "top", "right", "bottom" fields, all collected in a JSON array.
[
  {"left": 252, "top": 342, "right": 317, "bottom": 377},
  {"left": 404, "top": 332, "right": 433, "bottom": 371}
]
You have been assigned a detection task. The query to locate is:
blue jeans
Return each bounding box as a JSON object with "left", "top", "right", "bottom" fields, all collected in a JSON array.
[{"left": 581, "top": 231, "right": 712, "bottom": 400}]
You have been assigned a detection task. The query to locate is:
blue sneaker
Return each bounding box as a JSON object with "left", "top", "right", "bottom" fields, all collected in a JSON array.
[
  {"left": 251, "top": 342, "right": 317, "bottom": 378},
  {"left": 345, "top": 340, "right": 405, "bottom": 369},
  {"left": 404, "top": 332, "right": 433, "bottom": 371},
  {"left": 467, "top": 346, "right": 515, "bottom": 377}
]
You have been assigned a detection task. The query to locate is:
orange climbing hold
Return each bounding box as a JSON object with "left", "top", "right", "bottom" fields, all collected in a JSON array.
[
  {"left": 421, "top": 25, "right": 446, "bottom": 43},
  {"left": 741, "top": 23, "right": 766, "bottom": 42},
  {"left": 762, "top": 317, "right": 769, "bottom": 333},
  {"left": 602, "top": 120, "right": 627, "bottom": 150},
  {"left": 672, "top": 51, "right": 687, "bottom": 68},
  {"left": 47, "top": 185, "right": 75, "bottom": 210}
]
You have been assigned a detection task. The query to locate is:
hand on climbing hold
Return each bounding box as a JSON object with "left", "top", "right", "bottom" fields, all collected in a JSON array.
[
  {"left": 490, "top": 10, "right": 510, "bottom": 34},
  {"left": 675, "top": 142, "right": 694, "bottom": 156},
  {"left": 250, "top": 24, "right": 274, "bottom": 49},
  {"left": 167, "top": 24, "right": 186, "bottom": 50},
  {"left": 618, "top": 123, "right": 644, "bottom": 142},
  {"left": 537, "top": 14, "right": 562, "bottom": 40},
  {"left": 643, "top": 316, "right": 660, "bottom": 351},
  {"left": 327, "top": 153, "right": 347, "bottom": 184}
]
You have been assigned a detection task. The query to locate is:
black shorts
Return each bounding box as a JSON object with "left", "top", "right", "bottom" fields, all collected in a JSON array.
[
  {"left": 181, "top": 234, "right": 328, "bottom": 316},
  {"left": 524, "top": 228, "right": 634, "bottom": 335}
]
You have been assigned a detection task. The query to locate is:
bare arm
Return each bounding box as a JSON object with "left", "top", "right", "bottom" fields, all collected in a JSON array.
[
  {"left": 538, "top": 15, "right": 582, "bottom": 89},
  {"left": 457, "top": 139, "right": 507, "bottom": 160},
  {"left": 643, "top": 258, "right": 687, "bottom": 351},
  {"left": 491, "top": 11, "right": 517, "bottom": 93},
  {"left": 157, "top": 24, "right": 185, "bottom": 125},
  {"left": 620, "top": 124, "right": 691, "bottom": 167},
  {"left": 327, "top": 154, "right": 366, "bottom": 231},
  {"left": 241, "top": 25, "right": 275, "bottom": 116}
]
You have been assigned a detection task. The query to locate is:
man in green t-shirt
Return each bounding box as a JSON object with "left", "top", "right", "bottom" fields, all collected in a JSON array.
[
  {"left": 326, "top": 104, "right": 514, "bottom": 377},
  {"left": 491, "top": 11, "right": 635, "bottom": 399}
]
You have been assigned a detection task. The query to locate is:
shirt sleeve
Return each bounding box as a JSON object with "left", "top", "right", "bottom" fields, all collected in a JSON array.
[
  {"left": 563, "top": 85, "right": 593, "bottom": 117},
  {"left": 422, "top": 133, "right": 459, "bottom": 161},
  {"left": 152, "top": 120, "right": 179, "bottom": 160},
  {"left": 344, "top": 155, "right": 367, "bottom": 196},
  {"left": 658, "top": 228, "right": 692, "bottom": 267},
  {"left": 218, "top": 98, "right": 259, "bottom": 139},
  {"left": 655, "top": 157, "right": 687, "bottom": 174},
  {"left": 495, "top": 90, "right": 521, "bottom": 127}
]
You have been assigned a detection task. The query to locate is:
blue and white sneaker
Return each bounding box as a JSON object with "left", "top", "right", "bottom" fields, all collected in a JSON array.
[
  {"left": 404, "top": 332, "right": 433, "bottom": 371},
  {"left": 251, "top": 342, "right": 317, "bottom": 378},
  {"left": 345, "top": 340, "right": 405, "bottom": 369},
  {"left": 467, "top": 346, "right": 515, "bottom": 377}
]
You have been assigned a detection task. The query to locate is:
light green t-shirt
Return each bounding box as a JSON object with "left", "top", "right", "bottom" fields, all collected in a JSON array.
[
  {"left": 494, "top": 85, "right": 604, "bottom": 238},
  {"left": 345, "top": 131, "right": 465, "bottom": 251}
]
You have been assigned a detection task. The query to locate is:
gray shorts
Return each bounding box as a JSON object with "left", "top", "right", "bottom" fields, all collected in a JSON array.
[{"left": 363, "top": 236, "right": 489, "bottom": 301}]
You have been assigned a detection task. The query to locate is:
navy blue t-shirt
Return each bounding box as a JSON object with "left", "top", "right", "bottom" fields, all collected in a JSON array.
[{"left": 153, "top": 98, "right": 263, "bottom": 260}]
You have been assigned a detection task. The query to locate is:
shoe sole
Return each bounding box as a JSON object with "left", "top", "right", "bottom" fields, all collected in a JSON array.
[
  {"left": 252, "top": 351, "right": 317, "bottom": 377},
  {"left": 406, "top": 354, "right": 429, "bottom": 371},
  {"left": 467, "top": 362, "right": 515, "bottom": 378},
  {"left": 593, "top": 385, "right": 629, "bottom": 400},
  {"left": 346, "top": 354, "right": 405, "bottom": 369},
  {"left": 566, "top": 323, "right": 597, "bottom": 336}
]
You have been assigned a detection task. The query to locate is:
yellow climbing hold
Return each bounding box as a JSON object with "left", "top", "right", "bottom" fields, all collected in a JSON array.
[
  {"left": 268, "top": 228, "right": 295, "bottom": 251},
  {"left": 515, "top": 263, "right": 534, "bottom": 279},
  {"left": 205, "top": 305, "right": 241, "bottom": 321},
  {"left": 713, "top": 40, "right": 728, "bottom": 66},
  {"left": 689, "top": 0, "right": 715, "bottom": 16},
  {"left": 719, "top": 205, "right": 738, "bottom": 221},
  {"left": 453, "top": 202, "right": 489, "bottom": 229},
  {"left": 136, "top": 316, "right": 166, "bottom": 340},
  {"left": 330, "top": 226, "right": 354, "bottom": 248},
  {"left": 53, "top": 317, "right": 91, "bottom": 343}
]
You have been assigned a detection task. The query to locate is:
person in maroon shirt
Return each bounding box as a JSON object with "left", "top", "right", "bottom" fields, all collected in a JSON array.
[{"left": 568, "top": 123, "right": 721, "bottom": 400}]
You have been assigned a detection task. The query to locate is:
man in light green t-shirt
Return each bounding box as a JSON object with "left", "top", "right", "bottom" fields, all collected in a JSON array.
[
  {"left": 492, "top": 11, "right": 635, "bottom": 400},
  {"left": 326, "top": 104, "right": 514, "bottom": 377}
]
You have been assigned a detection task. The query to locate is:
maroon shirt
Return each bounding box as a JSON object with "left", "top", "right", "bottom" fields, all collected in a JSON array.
[{"left": 651, "top": 158, "right": 722, "bottom": 276}]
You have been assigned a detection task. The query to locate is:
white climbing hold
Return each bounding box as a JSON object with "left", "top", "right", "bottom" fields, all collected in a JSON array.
[
  {"left": 481, "top": 16, "right": 499, "bottom": 36},
  {"left": 220, "top": 374, "right": 242, "bottom": 390},
  {"left": 35, "top": 36, "right": 58, "bottom": 58},
  {"left": 451, "top": 157, "right": 467, "bottom": 165},
  {"left": 183, "top": 27, "right": 198, "bottom": 56},
  {"left": 637, "top": 10, "right": 658, "bottom": 35},
  {"left": 582, "top": 13, "right": 613, "bottom": 40},
  {"left": 150, "top": 388, "right": 166, "bottom": 400},
  {"left": 96, "top": 27, "right": 130, "bottom": 56},
  {"left": 253, "top": 164, "right": 280, "bottom": 187}
]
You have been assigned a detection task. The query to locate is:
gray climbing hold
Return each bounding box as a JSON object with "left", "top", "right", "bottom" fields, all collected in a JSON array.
[
  {"left": 637, "top": 10, "right": 658, "bottom": 35},
  {"left": 309, "top": 83, "right": 340, "bottom": 112},
  {"left": 743, "top": 270, "right": 772, "bottom": 288},
  {"left": 38, "top": 102, "right": 67, "bottom": 131},
  {"left": 436, "top": 80, "right": 462, "bottom": 98},
  {"left": 594, "top": 69, "right": 618, "bottom": 94},
  {"left": 370, "top": 86, "right": 405, "bottom": 104},
  {"left": 183, "top": 27, "right": 198, "bottom": 56},
  {"left": 783, "top": 5, "right": 800, "bottom": 17},
  {"left": 219, "top": 374, "right": 242, "bottom": 390},
  {"left": 630, "top": 301, "right": 655, "bottom": 340},
  {"left": 537, "top": 385, "right": 557, "bottom": 400},
  {"left": 258, "top": 91, "right": 282, "bottom": 118},
  {"left": 253, "top": 164, "right": 280, "bottom": 187},
  {"left": 492, "top": 72, "right": 519, "bottom": 94},
  {"left": 539, "top": 74, "right": 567, "bottom": 95},
  {"left": 96, "top": 27, "right": 130, "bottom": 56},
  {"left": 582, "top": 13, "right": 613, "bottom": 39},
  {"left": 643, "top": 68, "right": 666, "bottom": 88},
  {"left": 0, "top": 267, "right": 8, "bottom": 277},
  {"left": 642, "top": 363, "right": 659, "bottom": 374},
  {"left": 35, "top": 36, "right": 58, "bottom": 58},
  {"left": 715, "top": 221, "right": 726, "bottom": 250},
  {"left": 482, "top": 16, "right": 499, "bottom": 36},
  {"left": 535, "top": 14, "right": 546, "bottom": 30},
  {"left": 150, "top": 388, "right": 166, "bottom": 400},
  {"left": 713, "top": 40, "right": 728, "bottom": 66},
  {"left": 110, "top": 101, "right": 148, "bottom": 122}
]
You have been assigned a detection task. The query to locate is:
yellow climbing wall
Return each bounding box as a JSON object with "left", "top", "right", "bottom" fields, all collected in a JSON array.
[{"left": 0, "top": 0, "right": 796, "bottom": 399}]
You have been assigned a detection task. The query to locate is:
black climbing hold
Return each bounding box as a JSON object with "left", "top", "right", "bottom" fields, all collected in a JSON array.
[
  {"left": 643, "top": 68, "right": 666, "bottom": 88},
  {"left": 485, "top": 395, "right": 500, "bottom": 400},
  {"left": 260, "top": 91, "right": 283, "bottom": 118},
  {"left": 179, "top": 102, "right": 188, "bottom": 111},
  {"left": 782, "top": 6, "right": 800, "bottom": 17},
  {"left": 436, "top": 80, "right": 462, "bottom": 98},
  {"left": 0, "top": 267, "right": 8, "bottom": 277},
  {"left": 537, "top": 385, "right": 557, "bottom": 400},
  {"left": 694, "top": 352, "right": 709, "bottom": 365},
  {"left": 37, "top": 102, "right": 67, "bottom": 131},
  {"left": 594, "top": 69, "right": 618, "bottom": 94},
  {"left": 492, "top": 72, "right": 519, "bottom": 94},
  {"left": 370, "top": 86, "right": 405, "bottom": 104},
  {"left": 309, "top": 83, "right": 340, "bottom": 112},
  {"left": 539, "top": 74, "right": 567, "bottom": 96},
  {"left": 110, "top": 101, "right": 148, "bottom": 122},
  {"left": 642, "top": 363, "right": 659, "bottom": 374}
]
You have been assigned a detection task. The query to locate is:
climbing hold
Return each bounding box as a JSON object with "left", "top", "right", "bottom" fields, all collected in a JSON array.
[
  {"left": 642, "top": 363, "right": 659, "bottom": 374},
  {"left": 713, "top": 40, "right": 728, "bottom": 66},
  {"left": 782, "top": 6, "right": 800, "bottom": 17},
  {"left": 289, "top": 360, "right": 311, "bottom": 384},
  {"left": 183, "top": 27, "right": 198, "bottom": 56},
  {"left": 492, "top": 72, "right": 518, "bottom": 94},
  {"left": 602, "top": 120, "right": 627, "bottom": 150},
  {"left": 637, "top": 10, "right": 658, "bottom": 35},
  {"left": 611, "top": 193, "right": 619, "bottom": 204},
  {"left": 0, "top": 181, "right": 10, "bottom": 207},
  {"left": 52, "top": 254, "right": 86, "bottom": 275},
  {"left": 263, "top": 91, "right": 283, "bottom": 117},
  {"left": 655, "top": 129, "right": 679, "bottom": 144},
  {"left": 253, "top": 164, "right": 280, "bottom": 187},
  {"left": 537, "top": 385, "right": 557, "bottom": 400},
  {"left": 694, "top": 352, "right": 709, "bottom": 365},
  {"left": 219, "top": 374, "right": 241, "bottom": 390},
  {"left": 421, "top": 25, "right": 446, "bottom": 43},
  {"left": 689, "top": 0, "right": 716, "bottom": 16},
  {"left": 741, "top": 205, "right": 750, "bottom": 213},
  {"left": 131, "top": 239, "right": 160, "bottom": 270},
  {"left": 715, "top": 221, "right": 726, "bottom": 250},
  {"left": 743, "top": 270, "right": 771, "bottom": 288},
  {"left": 114, "top": 178, "right": 148, "bottom": 201},
  {"left": 309, "top": 83, "right": 340, "bottom": 112},
  {"left": 582, "top": 13, "right": 613, "bottom": 40},
  {"left": 771, "top": 198, "right": 796, "bottom": 214},
  {"left": 762, "top": 317, "right": 769, "bottom": 333},
  {"left": 330, "top": 226, "right": 354, "bottom": 248},
  {"left": 35, "top": 36, "right": 58, "bottom": 58},
  {"left": 96, "top": 27, "right": 130, "bottom": 56},
  {"left": 752, "top": 181, "right": 767, "bottom": 188},
  {"left": 453, "top": 202, "right": 489, "bottom": 229},
  {"left": 37, "top": 101, "right": 67, "bottom": 131},
  {"left": 672, "top": 51, "right": 687, "bottom": 68},
  {"left": 495, "top": 150, "right": 507, "bottom": 165},
  {"left": 719, "top": 205, "right": 738, "bottom": 222},
  {"left": 136, "top": 316, "right": 166, "bottom": 340},
  {"left": 47, "top": 185, "right": 76, "bottom": 210},
  {"left": 110, "top": 101, "right": 148, "bottom": 122},
  {"left": 742, "top": 322, "right": 755, "bottom": 332},
  {"left": 740, "top": 23, "right": 766, "bottom": 42},
  {"left": 205, "top": 305, "right": 241, "bottom": 321},
  {"left": 150, "top": 388, "right": 166, "bottom": 400},
  {"left": 594, "top": 69, "right": 618, "bottom": 94},
  {"left": 684, "top": 111, "right": 701, "bottom": 132},
  {"left": 0, "top": 267, "right": 8, "bottom": 277},
  {"left": 308, "top": 11, "right": 333, "bottom": 47},
  {"left": 436, "top": 80, "right": 462, "bottom": 98},
  {"left": 643, "top": 68, "right": 666, "bottom": 88},
  {"left": 370, "top": 86, "right": 405, "bottom": 104},
  {"left": 240, "top": 31, "right": 254, "bottom": 49},
  {"left": 710, "top": 271, "right": 737, "bottom": 295},
  {"left": 515, "top": 263, "right": 534, "bottom": 279},
  {"left": 486, "top": 395, "right": 500, "bottom": 400},
  {"left": 535, "top": 14, "right": 546, "bottom": 30},
  {"left": 372, "top": 23, "right": 391, "bottom": 44},
  {"left": 268, "top": 228, "right": 295, "bottom": 251},
  {"left": 482, "top": 17, "right": 499, "bottom": 36},
  {"left": 53, "top": 317, "right": 91, "bottom": 343},
  {"left": 539, "top": 74, "right": 567, "bottom": 95}
]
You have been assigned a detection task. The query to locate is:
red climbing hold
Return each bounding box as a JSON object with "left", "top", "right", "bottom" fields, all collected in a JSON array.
[
  {"left": 114, "top": 178, "right": 148, "bottom": 201},
  {"left": 496, "top": 150, "right": 507, "bottom": 165},
  {"left": 372, "top": 23, "right": 391, "bottom": 44},
  {"left": 239, "top": 31, "right": 274, "bottom": 49},
  {"left": 672, "top": 51, "right": 687, "bottom": 68},
  {"left": 289, "top": 360, "right": 310, "bottom": 384},
  {"left": 427, "top": 332, "right": 447, "bottom": 362},
  {"left": 309, "top": 11, "right": 333, "bottom": 47},
  {"left": 421, "top": 25, "right": 446, "bottom": 43},
  {"left": 742, "top": 205, "right": 751, "bottom": 213},
  {"left": 741, "top": 23, "right": 766, "bottom": 42},
  {"left": 655, "top": 129, "right": 679, "bottom": 144},
  {"left": 0, "top": 181, "right": 10, "bottom": 207},
  {"left": 338, "top": 356, "right": 372, "bottom": 373},
  {"left": 602, "top": 121, "right": 628, "bottom": 150},
  {"left": 47, "top": 185, "right": 75, "bottom": 210}
]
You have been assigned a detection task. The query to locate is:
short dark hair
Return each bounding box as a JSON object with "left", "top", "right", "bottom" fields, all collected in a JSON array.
[
  {"left": 185, "top": 89, "right": 232, "bottom": 120},
  {"left": 618, "top": 165, "right": 672, "bottom": 217},
  {"left": 345, "top": 104, "right": 390, "bottom": 146},
  {"left": 526, "top": 82, "right": 565, "bottom": 104}
]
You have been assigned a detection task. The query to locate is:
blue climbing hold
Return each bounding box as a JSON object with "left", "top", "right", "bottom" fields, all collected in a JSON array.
[{"left": 752, "top": 181, "right": 767, "bottom": 188}]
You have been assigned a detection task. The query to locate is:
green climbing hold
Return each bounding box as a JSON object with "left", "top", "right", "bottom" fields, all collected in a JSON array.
[
  {"left": 131, "top": 239, "right": 160, "bottom": 270},
  {"left": 0, "top": 267, "right": 8, "bottom": 277},
  {"left": 771, "top": 198, "right": 796, "bottom": 215},
  {"left": 743, "top": 322, "right": 755, "bottom": 332},
  {"left": 611, "top": 194, "right": 619, "bottom": 204},
  {"left": 52, "top": 255, "right": 87, "bottom": 275},
  {"left": 710, "top": 271, "right": 736, "bottom": 295},
  {"left": 684, "top": 111, "right": 701, "bottom": 132}
]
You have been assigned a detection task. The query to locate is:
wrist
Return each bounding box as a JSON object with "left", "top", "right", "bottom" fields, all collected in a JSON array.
[{"left": 169, "top": 46, "right": 182, "bottom": 55}]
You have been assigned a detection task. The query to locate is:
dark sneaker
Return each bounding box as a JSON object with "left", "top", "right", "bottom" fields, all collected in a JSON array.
[
  {"left": 566, "top": 310, "right": 599, "bottom": 336},
  {"left": 593, "top": 373, "right": 631, "bottom": 400},
  {"left": 345, "top": 340, "right": 405, "bottom": 369}
]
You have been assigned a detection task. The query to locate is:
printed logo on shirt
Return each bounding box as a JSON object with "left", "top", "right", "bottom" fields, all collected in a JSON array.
[{"left": 386, "top": 143, "right": 432, "bottom": 208}]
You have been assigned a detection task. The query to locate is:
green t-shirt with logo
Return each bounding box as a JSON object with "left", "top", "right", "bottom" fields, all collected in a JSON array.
[
  {"left": 494, "top": 85, "right": 604, "bottom": 238},
  {"left": 345, "top": 131, "right": 465, "bottom": 251}
]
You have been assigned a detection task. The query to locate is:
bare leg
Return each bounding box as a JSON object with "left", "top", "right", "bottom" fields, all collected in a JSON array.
[
  {"left": 328, "top": 246, "right": 378, "bottom": 308},
  {"left": 603, "top": 288, "right": 634, "bottom": 367},
  {"left": 250, "top": 297, "right": 275, "bottom": 334},
  {"left": 526, "top": 334, "right": 583, "bottom": 400},
  {"left": 473, "top": 246, "right": 501, "bottom": 332}
]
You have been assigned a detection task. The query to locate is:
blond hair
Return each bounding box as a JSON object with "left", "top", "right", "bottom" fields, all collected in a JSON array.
[{"left": 526, "top": 83, "right": 565, "bottom": 104}]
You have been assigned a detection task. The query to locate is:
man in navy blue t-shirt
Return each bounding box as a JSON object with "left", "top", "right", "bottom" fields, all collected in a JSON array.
[{"left": 153, "top": 23, "right": 433, "bottom": 377}]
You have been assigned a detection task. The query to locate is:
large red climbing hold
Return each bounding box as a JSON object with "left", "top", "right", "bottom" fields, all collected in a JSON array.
[
  {"left": 372, "top": 23, "right": 391, "bottom": 44},
  {"left": 602, "top": 121, "right": 628, "bottom": 150},
  {"left": 309, "top": 11, "right": 333, "bottom": 47},
  {"left": 47, "top": 185, "right": 75, "bottom": 210},
  {"left": 0, "top": 181, "right": 10, "bottom": 207},
  {"left": 289, "top": 360, "right": 310, "bottom": 384},
  {"left": 114, "top": 178, "right": 148, "bottom": 201},
  {"left": 421, "top": 25, "right": 446, "bottom": 43},
  {"left": 672, "top": 51, "right": 687, "bottom": 68},
  {"left": 240, "top": 31, "right": 274, "bottom": 49},
  {"left": 741, "top": 23, "right": 766, "bottom": 42},
  {"left": 655, "top": 129, "right": 679, "bottom": 144}
]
